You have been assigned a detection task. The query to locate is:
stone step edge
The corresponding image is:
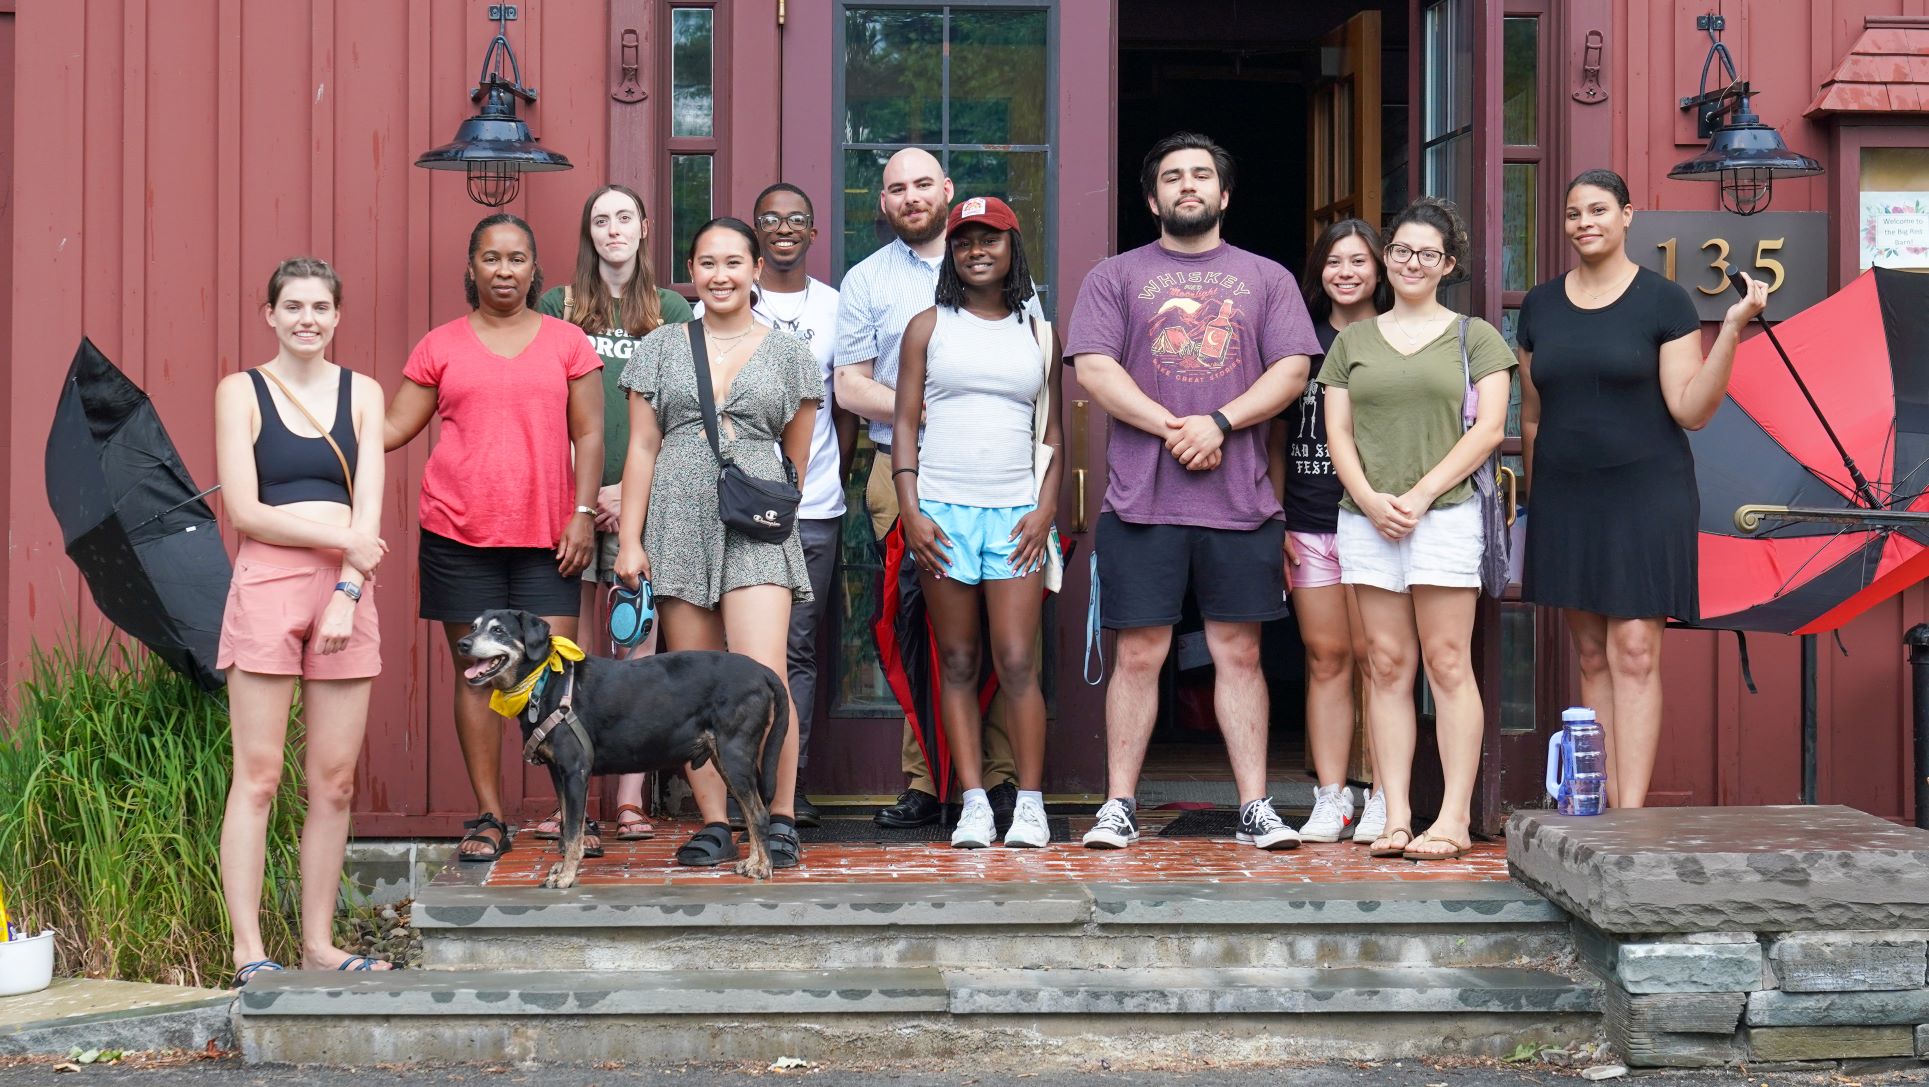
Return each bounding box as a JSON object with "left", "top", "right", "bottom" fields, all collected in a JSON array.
[
  {"left": 413, "top": 879, "right": 1565, "bottom": 930},
  {"left": 237, "top": 964, "right": 1601, "bottom": 1018}
]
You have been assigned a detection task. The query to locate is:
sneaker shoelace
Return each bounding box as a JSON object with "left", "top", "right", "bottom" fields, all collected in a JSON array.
[
  {"left": 1093, "top": 799, "right": 1134, "bottom": 833},
  {"left": 1309, "top": 791, "right": 1348, "bottom": 826},
  {"left": 1245, "top": 799, "right": 1287, "bottom": 833}
]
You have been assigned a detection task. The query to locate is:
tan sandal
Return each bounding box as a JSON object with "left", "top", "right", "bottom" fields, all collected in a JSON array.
[
  {"left": 1402, "top": 832, "right": 1473, "bottom": 862},
  {"left": 615, "top": 802, "right": 655, "bottom": 841},
  {"left": 1368, "top": 826, "right": 1413, "bottom": 858}
]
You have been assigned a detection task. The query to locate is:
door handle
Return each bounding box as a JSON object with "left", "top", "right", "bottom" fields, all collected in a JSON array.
[
  {"left": 1498, "top": 465, "right": 1519, "bottom": 526},
  {"left": 1070, "top": 400, "right": 1091, "bottom": 534}
]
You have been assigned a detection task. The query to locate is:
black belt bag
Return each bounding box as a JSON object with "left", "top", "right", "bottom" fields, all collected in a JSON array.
[{"left": 688, "top": 322, "right": 800, "bottom": 545}]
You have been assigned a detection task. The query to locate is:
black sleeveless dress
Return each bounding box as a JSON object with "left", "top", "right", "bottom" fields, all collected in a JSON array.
[{"left": 1517, "top": 267, "right": 1703, "bottom": 620}]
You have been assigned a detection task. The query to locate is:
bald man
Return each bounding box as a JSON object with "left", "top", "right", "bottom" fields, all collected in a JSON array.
[{"left": 834, "top": 149, "right": 1023, "bottom": 830}]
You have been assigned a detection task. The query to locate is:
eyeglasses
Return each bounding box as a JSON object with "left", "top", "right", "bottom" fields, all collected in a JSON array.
[
  {"left": 1384, "top": 243, "right": 1446, "bottom": 268},
  {"left": 754, "top": 212, "right": 813, "bottom": 230}
]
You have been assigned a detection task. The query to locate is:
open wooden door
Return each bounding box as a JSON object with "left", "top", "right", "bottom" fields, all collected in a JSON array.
[{"left": 1309, "top": 11, "right": 1382, "bottom": 233}]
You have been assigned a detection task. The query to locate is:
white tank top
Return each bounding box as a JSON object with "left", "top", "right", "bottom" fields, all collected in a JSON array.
[{"left": 918, "top": 306, "right": 1043, "bottom": 507}]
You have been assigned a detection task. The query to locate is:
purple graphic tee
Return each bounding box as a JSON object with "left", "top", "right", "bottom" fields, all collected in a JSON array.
[{"left": 1066, "top": 240, "right": 1320, "bottom": 530}]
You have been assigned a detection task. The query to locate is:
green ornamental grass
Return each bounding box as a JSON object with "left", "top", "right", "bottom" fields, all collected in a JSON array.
[{"left": 0, "top": 636, "right": 310, "bottom": 987}]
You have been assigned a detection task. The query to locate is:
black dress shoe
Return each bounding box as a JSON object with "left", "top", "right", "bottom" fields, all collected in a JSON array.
[
  {"left": 987, "top": 780, "right": 1019, "bottom": 834},
  {"left": 793, "top": 793, "right": 821, "bottom": 829},
  {"left": 874, "top": 788, "right": 943, "bottom": 828}
]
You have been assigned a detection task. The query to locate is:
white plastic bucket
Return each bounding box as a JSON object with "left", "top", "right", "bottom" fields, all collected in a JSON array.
[{"left": 0, "top": 930, "right": 55, "bottom": 997}]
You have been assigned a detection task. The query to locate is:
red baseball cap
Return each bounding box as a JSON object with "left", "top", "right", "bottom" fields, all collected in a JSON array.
[{"left": 946, "top": 195, "right": 1022, "bottom": 236}]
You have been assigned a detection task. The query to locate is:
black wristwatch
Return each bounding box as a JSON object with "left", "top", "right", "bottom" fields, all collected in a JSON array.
[
  {"left": 334, "top": 581, "right": 362, "bottom": 603},
  {"left": 1210, "top": 409, "right": 1233, "bottom": 435}
]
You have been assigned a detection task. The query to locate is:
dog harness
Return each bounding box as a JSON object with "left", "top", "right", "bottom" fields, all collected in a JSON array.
[
  {"left": 520, "top": 660, "right": 597, "bottom": 767},
  {"left": 489, "top": 636, "right": 587, "bottom": 717}
]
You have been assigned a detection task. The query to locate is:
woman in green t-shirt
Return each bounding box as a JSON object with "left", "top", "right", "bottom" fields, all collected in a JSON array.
[
  {"left": 532, "top": 183, "right": 693, "bottom": 849},
  {"left": 1317, "top": 197, "right": 1515, "bottom": 863}
]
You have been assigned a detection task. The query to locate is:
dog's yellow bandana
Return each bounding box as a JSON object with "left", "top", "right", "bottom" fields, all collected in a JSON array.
[{"left": 489, "top": 636, "right": 587, "bottom": 717}]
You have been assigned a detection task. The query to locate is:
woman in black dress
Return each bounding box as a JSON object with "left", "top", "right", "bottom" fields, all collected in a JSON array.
[{"left": 1516, "top": 169, "right": 1766, "bottom": 808}]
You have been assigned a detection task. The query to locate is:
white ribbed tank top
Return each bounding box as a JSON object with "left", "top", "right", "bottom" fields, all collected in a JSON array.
[{"left": 918, "top": 305, "right": 1042, "bottom": 507}]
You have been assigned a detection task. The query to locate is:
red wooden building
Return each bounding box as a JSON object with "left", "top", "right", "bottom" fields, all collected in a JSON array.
[{"left": 4, "top": 0, "right": 1926, "bottom": 835}]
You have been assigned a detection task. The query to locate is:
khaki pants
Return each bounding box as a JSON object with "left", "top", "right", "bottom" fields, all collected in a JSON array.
[{"left": 867, "top": 450, "right": 1016, "bottom": 795}]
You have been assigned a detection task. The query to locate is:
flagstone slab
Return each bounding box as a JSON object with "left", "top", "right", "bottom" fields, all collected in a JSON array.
[{"left": 1507, "top": 806, "right": 1929, "bottom": 935}]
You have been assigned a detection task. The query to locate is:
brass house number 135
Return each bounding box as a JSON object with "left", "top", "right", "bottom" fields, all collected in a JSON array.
[
  {"left": 1654, "top": 235, "right": 1786, "bottom": 295},
  {"left": 1626, "top": 211, "right": 1825, "bottom": 320}
]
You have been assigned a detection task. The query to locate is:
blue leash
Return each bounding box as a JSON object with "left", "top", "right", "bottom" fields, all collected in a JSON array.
[{"left": 1083, "top": 549, "right": 1105, "bottom": 686}]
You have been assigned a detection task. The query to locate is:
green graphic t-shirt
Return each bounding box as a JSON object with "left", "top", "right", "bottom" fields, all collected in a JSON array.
[{"left": 536, "top": 285, "right": 694, "bottom": 485}]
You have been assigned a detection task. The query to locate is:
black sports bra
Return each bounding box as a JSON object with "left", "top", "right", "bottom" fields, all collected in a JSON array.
[{"left": 249, "top": 367, "right": 357, "bottom": 506}]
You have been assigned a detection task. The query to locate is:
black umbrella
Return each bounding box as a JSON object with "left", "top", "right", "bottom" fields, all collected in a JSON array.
[{"left": 46, "top": 339, "right": 231, "bottom": 691}]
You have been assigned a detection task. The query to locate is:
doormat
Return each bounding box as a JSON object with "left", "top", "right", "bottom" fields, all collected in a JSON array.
[
  {"left": 799, "top": 817, "right": 1074, "bottom": 844},
  {"left": 1157, "top": 808, "right": 1311, "bottom": 838}
]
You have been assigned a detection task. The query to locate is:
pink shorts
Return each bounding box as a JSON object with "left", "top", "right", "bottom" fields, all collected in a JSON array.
[
  {"left": 217, "top": 538, "right": 381, "bottom": 680},
  {"left": 1287, "top": 531, "right": 1344, "bottom": 590}
]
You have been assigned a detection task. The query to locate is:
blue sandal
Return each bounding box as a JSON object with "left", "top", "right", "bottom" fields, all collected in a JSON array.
[
  {"left": 336, "top": 955, "right": 397, "bottom": 972},
  {"left": 232, "top": 959, "right": 283, "bottom": 988}
]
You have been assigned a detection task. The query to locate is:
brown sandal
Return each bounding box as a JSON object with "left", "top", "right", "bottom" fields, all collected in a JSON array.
[
  {"left": 1402, "top": 832, "right": 1473, "bottom": 862},
  {"left": 615, "top": 803, "right": 655, "bottom": 841},
  {"left": 1368, "top": 826, "right": 1413, "bottom": 859}
]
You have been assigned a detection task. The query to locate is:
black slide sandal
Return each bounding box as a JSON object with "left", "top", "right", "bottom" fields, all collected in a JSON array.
[
  {"left": 766, "top": 817, "right": 801, "bottom": 870},
  {"left": 674, "top": 822, "right": 740, "bottom": 867}
]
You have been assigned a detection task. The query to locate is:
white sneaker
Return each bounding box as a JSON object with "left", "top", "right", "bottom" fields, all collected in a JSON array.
[
  {"left": 1298, "top": 784, "right": 1355, "bottom": 843},
  {"left": 1352, "top": 788, "right": 1388, "bottom": 843},
  {"left": 1003, "top": 796, "right": 1051, "bottom": 848},
  {"left": 951, "top": 797, "right": 995, "bottom": 849},
  {"left": 1235, "top": 797, "right": 1301, "bottom": 850},
  {"left": 1081, "top": 798, "right": 1139, "bottom": 849}
]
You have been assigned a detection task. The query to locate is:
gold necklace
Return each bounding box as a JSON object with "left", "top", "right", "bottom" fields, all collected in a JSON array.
[
  {"left": 703, "top": 323, "right": 754, "bottom": 350},
  {"left": 1574, "top": 265, "right": 1636, "bottom": 306},
  {"left": 1386, "top": 310, "right": 1440, "bottom": 345}
]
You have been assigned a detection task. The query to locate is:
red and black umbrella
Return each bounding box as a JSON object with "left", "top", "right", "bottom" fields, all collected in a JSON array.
[{"left": 1691, "top": 267, "right": 1929, "bottom": 634}]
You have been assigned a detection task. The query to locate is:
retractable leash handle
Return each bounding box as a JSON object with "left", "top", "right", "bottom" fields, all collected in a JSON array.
[{"left": 1727, "top": 272, "right": 1880, "bottom": 510}]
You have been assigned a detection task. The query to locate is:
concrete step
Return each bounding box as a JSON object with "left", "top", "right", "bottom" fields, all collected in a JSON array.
[
  {"left": 236, "top": 963, "right": 1602, "bottom": 1066},
  {"left": 416, "top": 879, "right": 1577, "bottom": 972}
]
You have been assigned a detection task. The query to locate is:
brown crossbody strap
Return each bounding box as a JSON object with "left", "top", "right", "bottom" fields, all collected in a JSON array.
[{"left": 256, "top": 366, "right": 355, "bottom": 505}]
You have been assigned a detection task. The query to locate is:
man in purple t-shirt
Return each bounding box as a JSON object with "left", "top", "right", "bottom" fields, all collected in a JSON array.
[{"left": 1066, "top": 131, "right": 1320, "bottom": 852}]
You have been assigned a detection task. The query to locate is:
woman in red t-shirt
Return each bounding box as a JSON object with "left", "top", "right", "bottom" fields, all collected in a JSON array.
[{"left": 384, "top": 213, "right": 605, "bottom": 863}]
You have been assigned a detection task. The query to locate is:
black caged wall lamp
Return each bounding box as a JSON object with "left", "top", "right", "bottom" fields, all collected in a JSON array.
[
  {"left": 1669, "top": 13, "right": 1822, "bottom": 216},
  {"left": 415, "top": 4, "right": 572, "bottom": 207}
]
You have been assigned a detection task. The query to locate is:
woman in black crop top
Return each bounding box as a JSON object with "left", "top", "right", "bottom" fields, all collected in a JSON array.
[{"left": 213, "top": 258, "right": 392, "bottom": 984}]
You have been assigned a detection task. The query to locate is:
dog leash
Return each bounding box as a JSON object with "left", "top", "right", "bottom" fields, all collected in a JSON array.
[
  {"left": 1083, "top": 548, "right": 1106, "bottom": 686},
  {"left": 522, "top": 662, "right": 597, "bottom": 767}
]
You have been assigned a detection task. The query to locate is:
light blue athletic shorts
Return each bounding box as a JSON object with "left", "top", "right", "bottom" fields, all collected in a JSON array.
[{"left": 916, "top": 499, "right": 1039, "bottom": 585}]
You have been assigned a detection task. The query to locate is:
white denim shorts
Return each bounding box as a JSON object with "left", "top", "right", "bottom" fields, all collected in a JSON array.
[{"left": 1336, "top": 497, "right": 1483, "bottom": 593}]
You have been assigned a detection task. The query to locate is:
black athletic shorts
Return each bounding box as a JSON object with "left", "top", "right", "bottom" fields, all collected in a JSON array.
[
  {"left": 417, "top": 529, "right": 582, "bottom": 623},
  {"left": 1095, "top": 513, "right": 1288, "bottom": 629}
]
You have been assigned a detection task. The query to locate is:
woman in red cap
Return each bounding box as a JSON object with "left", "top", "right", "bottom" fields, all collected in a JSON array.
[{"left": 892, "top": 196, "right": 1064, "bottom": 850}]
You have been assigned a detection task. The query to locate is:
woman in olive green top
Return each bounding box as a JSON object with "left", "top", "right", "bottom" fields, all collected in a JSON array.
[
  {"left": 533, "top": 183, "right": 693, "bottom": 846},
  {"left": 1318, "top": 197, "right": 1514, "bottom": 863}
]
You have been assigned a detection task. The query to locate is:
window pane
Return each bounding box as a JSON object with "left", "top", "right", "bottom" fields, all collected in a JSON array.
[
  {"left": 1503, "top": 163, "right": 1537, "bottom": 293},
  {"left": 1424, "top": 131, "right": 1473, "bottom": 207},
  {"left": 1501, "top": 309, "right": 1522, "bottom": 437},
  {"left": 1499, "top": 602, "right": 1536, "bottom": 733},
  {"left": 670, "top": 154, "right": 713, "bottom": 277},
  {"left": 844, "top": 9, "right": 943, "bottom": 144},
  {"left": 1503, "top": 17, "right": 1538, "bottom": 146},
  {"left": 670, "top": 8, "right": 714, "bottom": 139},
  {"left": 1424, "top": 0, "right": 1470, "bottom": 141},
  {"left": 949, "top": 10, "right": 1049, "bottom": 145},
  {"left": 840, "top": 148, "right": 893, "bottom": 281},
  {"left": 947, "top": 149, "right": 1051, "bottom": 299},
  {"left": 834, "top": 442, "right": 898, "bottom": 715}
]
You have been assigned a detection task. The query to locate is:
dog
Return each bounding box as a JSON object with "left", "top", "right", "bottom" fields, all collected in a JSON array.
[{"left": 455, "top": 609, "right": 790, "bottom": 886}]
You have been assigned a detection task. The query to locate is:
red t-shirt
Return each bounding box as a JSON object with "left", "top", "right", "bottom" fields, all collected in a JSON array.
[{"left": 403, "top": 314, "right": 602, "bottom": 548}]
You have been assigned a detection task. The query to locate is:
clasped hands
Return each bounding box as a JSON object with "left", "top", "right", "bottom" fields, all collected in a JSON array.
[
  {"left": 1358, "top": 483, "right": 1439, "bottom": 541},
  {"left": 1162, "top": 414, "right": 1225, "bottom": 471}
]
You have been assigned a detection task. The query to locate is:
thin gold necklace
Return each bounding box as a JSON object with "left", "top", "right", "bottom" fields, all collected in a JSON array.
[
  {"left": 1574, "top": 265, "right": 1636, "bottom": 306},
  {"left": 1386, "top": 310, "right": 1441, "bottom": 345}
]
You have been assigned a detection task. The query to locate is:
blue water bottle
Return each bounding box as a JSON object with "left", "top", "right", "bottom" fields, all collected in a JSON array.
[{"left": 1545, "top": 707, "right": 1607, "bottom": 815}]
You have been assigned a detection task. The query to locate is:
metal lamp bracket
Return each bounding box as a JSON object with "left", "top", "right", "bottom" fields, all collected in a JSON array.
[
  {"left": 1678, "top": 14, "right": 1739, "bottom": 138},
  {"left": 473, "top": 7, "right": 537, "bottom": 104}
]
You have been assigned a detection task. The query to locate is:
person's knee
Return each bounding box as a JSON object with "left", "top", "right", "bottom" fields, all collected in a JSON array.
[
  {"left": 935, "top": 641, "right": 981, "bottom": 687},
  {"left": 1206, "top": 628, "right": 1261, "bottom": 675},
  {"left": 1115, "top": 629, "right": 1169, "bottom": 677},
  {"left": 231, "top": 768, "right": 284, "bottom": 814},
  {"left": 307, "top": 764, "right": 357, "bottom": 811},
  {"left": 1420, "top": 641, "right": 1475, "bottom": 691},
  {"left": 992, "top": 641, "right": 1038, "bottom": 691},
  {"left": 1304, "top": 637, "right": 1355, "bottom": 683},
  {"left": 1607, "top": 626, "right": 1661, "bottom": 678}
]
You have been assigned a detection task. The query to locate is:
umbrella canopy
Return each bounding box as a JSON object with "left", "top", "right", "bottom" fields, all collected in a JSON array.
[
  {"left": 1690, "top": 267, "right": 1929, "bottom": 634},
  {"left": 46, "top": 339, "right": 231, "bottom": 690}
]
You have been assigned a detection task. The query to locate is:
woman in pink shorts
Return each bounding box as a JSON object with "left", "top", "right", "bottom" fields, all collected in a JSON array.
[
  {"left": 214, "top": 258, "right": 391, "bottom": 985},
  {"left": 1269, "top": 219, "right": 1391, "bottom": 844}
]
